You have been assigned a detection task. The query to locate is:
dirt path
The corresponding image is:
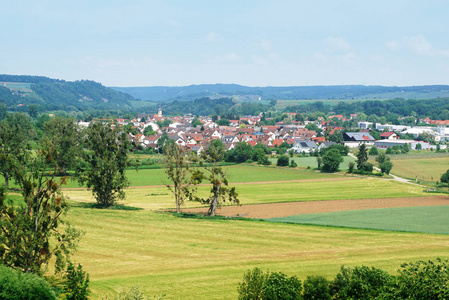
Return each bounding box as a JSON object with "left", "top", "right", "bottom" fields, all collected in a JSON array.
[{"left": 183, "top": 196, "right": 449, "bottom": 219}]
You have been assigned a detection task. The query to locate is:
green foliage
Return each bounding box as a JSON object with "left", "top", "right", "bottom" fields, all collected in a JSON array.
[
  {"left": 356, "top": 144, "right": 368, "bottom": 170},
  {"left": 321, "top": 149, "right": 343, "bottom": 172},
  {"left": 0, "top": 112, "right": 35, "bottom": 188},
  {"left": 0, "top": 264, "right": 56, "bottom": 300},
  {"left": 191, "top": 117, "right": 203, "bottom": 127},
  {"left": 0, "top": 143, "right": 82, "bottom": 275},
  {"left": 216, "top": 118, "right": 230, "bottom": 126},
  {"left": 303, "top": 276, "right": 331, "bottom": 300},
  {"left": 347, "top": 161, "right": 355, "bottom": 173},
  {"left": 379, "top": 161, "right": 393, "bottom": 175},
  {"left": 368, "top": 146, "right": 378, "bottom": 155},
  {"left": 319, "top": 144, "right": 349, "bottom": 156},
  {"left": 289, "top": 160, "right": 298, "bottom": 168},
  {"left": 330, "top": 265, "right": 393, "bottom": 300},
  {"left": 238, "top": 267, "right": 268, "bottom": 300},
  {"left": 77, "top": 123, "right": 131, "bottom": 207},
  {"left": 62, "top": 262, "right": 90, "bottom": 300},
  {"left": 143, "top": 126, "right": 156, "bottom": 136},
  {"left": 277, "top": 155, "right": 290, "bottom": 167},
  {"left": 262, "top": 272, "right": 302, "bottom": 300},
  {"left": 238, "top": 268, "right": 302, "bottom": 300},
  {"left": 386, "top": 258, "right": 449, "bottom": 299},
  {"left": 440, "top": 169, "right": 449, "bottom": 184}
]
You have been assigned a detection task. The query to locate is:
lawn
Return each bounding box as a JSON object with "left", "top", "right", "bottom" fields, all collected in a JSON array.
[
  {"left": 66, "top": 205, "right": 449, "bottom": 299},
  {"left": 267, "top": 206, "right": 449, "bottom": 234}
]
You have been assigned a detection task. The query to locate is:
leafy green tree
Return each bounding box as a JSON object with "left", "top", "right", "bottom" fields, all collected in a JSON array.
[
  {"left": 193, "top": 140, "right": 238, "bottom": 216},
  {"left": 356, "top": 144, "right": 368, "bottom": 170},
  {"left": 277, "top": 155, "right": 290, "bottom": 167},
  {"left": 379, "top": 161, "right": 393, "bottom": 175},
  {"left": 290, "top": 159, "right": 297, "bottom": 168},
  {"left": 415, "top": 143, "right": 422, "bottom": 150},
  {"left": 42, "top": 116, "right": 82, "bottom": 175},
  {"left": 62, "top": 262, "right": 90, "bottom": 300},
  {"left": 401, "top": 143, "right": 410, "bottom": 153},
  {"left": 316, "top": 157, "right": 323, "bottom": 169},
  {"left": 440, "top": 170, "right": 449, "bottom": 185},
  {"left": 322, "top": 149, "right": 343, "bottom": 172},
  {"left": 191, "top": 117, "right": 203, "bottom": 127},
  {"left": 238, "top": 268, "right": 268, "bottom": 300},
  {"left": 164, "top": 144, "right": 197, "bottom": 213},
  {"left": 262, "top": 272, "right": 302, "bottom": 300},
  {"left": 0, "top": 112, "right": 35, "bottom": 188},
  {"left": 368, "top": 146, "right": 378, "bottom": 155},
  {"left": 216, "top": 118, "right": 230, "bottom": 126},
  {"left": 387, "top": 259, "right": 449, "bottom": 299},
  {"left": 348, "top": 161, "right": 355, "bottom": 173},
  {"left": 0, "top": 143, "right": 83, "bottom": 275},
  {"left": 303, "top": 276, "right": 331, "bottom": 300},
  {"left": 27, "top": 104, "right": 40, "bottom": 118},
  {"left": 0, "top": 265, "right": 56, "bottom": 300},
  {"left": 77, "top": 123, "right": 131, "bottom": 207},
  {"left": 143, "top": 126, "right": 156, "bottom": 136}
]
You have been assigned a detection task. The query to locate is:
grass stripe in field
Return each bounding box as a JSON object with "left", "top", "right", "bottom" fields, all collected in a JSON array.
[
  {"left": 67, "top": 206, "right": 449, "bottom": 299},
  {"left": 267, "top": 206, "right": 449, "bottom": 234}
]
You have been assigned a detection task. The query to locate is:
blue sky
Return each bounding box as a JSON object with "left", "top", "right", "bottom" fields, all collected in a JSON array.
[{"left": 1, "top": 0, "right": 449, "bottom": 87}]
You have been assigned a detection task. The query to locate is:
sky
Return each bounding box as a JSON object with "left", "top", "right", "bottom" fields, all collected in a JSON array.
[{"left": 1, "top": 0, "right": 449, "bottom": 87}]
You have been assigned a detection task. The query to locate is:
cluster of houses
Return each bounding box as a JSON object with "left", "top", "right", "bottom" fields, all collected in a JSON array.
[{"left": 78, "top": 111, "right": 447, "bottom": 154}]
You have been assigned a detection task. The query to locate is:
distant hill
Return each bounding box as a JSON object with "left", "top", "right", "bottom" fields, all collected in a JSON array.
[
  {"left": 0, "top": 75, "right": 135, "bottom": 111},
  {"left": 111, "top": 84, "right": 449, "bottom": 102}
]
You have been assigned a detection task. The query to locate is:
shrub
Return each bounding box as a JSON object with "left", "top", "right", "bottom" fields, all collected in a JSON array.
[
  {"left": 384, "top": 258, "right": 449, "bottom": 299},
  {"left": 330, "top": 265, "right": 393, "bottom": 300},
  {"left": 358, "top": 162, "right": 373, "bottom": 172},
  {"left": 368, "top": 146, "right": 378, "bottom": 155},
  {"left": 262, "top": 272, "right": 302, "bottom": 300},
  {"left": 277, "top": 155, "right": 289, "bottom": 167},
  {"left": 238, "top": 268, "right": 268, "bottom": 300},
  {"left": 63, "top": 262, "right": 90, "bottom": 300},
  {"left": 290, "top": 160, "right": 297, "bottom": 168},
  {"left": 105, "top": 285, "right": 165, "bottom": 300},
  {"left": 303, "top": 275, "right": 331, "bottom": 300},
  {"left": 0, "top": 265, "right": 56, "bottom": 300},
  {"left": 441, "top": 169, "right": 449, "bottom": 184},
  {"left": 379, "top": 161, "right": 393, "bottom": 175},
  {"left": 348, "top": 161, "right": 355, "bottom": 173}
]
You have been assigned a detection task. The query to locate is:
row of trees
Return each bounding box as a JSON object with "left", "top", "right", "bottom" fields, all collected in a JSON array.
[{"left": 238, "top": 258, "right": 449, "bottom": 299}]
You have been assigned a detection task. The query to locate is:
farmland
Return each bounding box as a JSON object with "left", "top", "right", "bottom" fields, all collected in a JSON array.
[
  {"left": 388, "top": 155, "right": 449, "bottom": 182},
  {"left": 51, "top": 163, "right": 449, "bottom": 299}
]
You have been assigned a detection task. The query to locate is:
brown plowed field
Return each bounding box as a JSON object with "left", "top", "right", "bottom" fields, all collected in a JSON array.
[{"left": 183, "top": 196, "right": 449, "bottom": 219}]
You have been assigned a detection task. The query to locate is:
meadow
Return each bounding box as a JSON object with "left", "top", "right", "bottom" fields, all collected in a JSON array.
[
  {"left": 270, "top": 155, "right": 356, "bottom": 170},
  {"left": 267, "top": 206, "right": 449, "bottom": 234},
  {"left": 387, "top": 155, "right": 449, "bottom": 182},
  {"left": 5, "top": 163, "right": 449, "bottom": 299}
]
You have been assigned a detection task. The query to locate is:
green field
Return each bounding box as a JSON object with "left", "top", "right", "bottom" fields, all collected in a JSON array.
[
  {"left": 274, "top": 98, "right": 384, "bottom": 110},
  {"left": 387, "top": 156, "right": 449, "bottom": 182},
  {"left": 267, "top": 206, "right": 449, "bottom": 234},
  {"left": 66, "top": 205, "right": 449, "bottom": 299}
]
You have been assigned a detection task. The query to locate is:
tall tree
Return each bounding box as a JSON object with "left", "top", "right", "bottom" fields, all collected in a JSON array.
[
  {"left": 0, "top": 141, "right": 83, "bottom": 275},
  {"left": 164, "top": 143, "right": 197, "bottom": 213},
  {"left": 356, "top": 144, "right": 368, "bottom": 170},
  {"left": 193, "top": 139, "right": 238, "bottom": 216},
  {"left": 322, "top": 148, "right": 343, "bottom": 172},
  {"left": 77, "top": 123, "right": 131, "bottom": 207},
  {"left": 0, "top": 113, "right": 34, "bottom": 188},
  {"left": 42, "top": 116, "right": 82, "bottom": 175}
]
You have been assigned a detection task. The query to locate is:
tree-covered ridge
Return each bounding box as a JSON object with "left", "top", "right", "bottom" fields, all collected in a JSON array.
[
  {"left": 0, "top": 74, "right": 135, "bottom": 111},
  {"left": 112, "top": 84, "right": 449, "bottom": 102},
  {"left": 285, "top": 97, "right": 449, "bottom": 120}
]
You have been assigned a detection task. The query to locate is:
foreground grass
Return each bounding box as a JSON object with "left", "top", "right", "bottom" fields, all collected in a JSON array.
[
  {"left": 267, "top": 206, "right": 449, "bottom": 234},
  {"left": 67, "top": 206, "right": 449, "bottom": 299}
]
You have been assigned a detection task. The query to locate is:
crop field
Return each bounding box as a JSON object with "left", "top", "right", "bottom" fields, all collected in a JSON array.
[
  {"left": 274, "top": 98, "right": 382, "bottom": 110},
  {"left": 267, "top": 206, "right": 449, "bottom": 234}
]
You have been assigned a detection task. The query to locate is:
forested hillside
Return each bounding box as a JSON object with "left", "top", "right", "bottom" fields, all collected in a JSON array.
[
  {"left": 0, "top": 75, "right": 134, "bottom": 111},
  {"left": 112, "top": 84, "right": 449, "bottom": 102}
]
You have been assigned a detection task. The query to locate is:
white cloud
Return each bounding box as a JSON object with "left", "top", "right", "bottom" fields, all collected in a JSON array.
[
  {"left": 386, "top": 35, "right": 449, "bottom": 57},
  {"left": 209, "top": 52, "right": 240, "bottom": 64},
  {"left": 324, "top": 37, "right": 351, "bottom": 52}
]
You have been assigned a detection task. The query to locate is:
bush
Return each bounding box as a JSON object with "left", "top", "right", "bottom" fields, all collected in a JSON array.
[
  {"left": 358, "top": 162, "right": 373, "bottom": 172},
  {"left": 290, "top": 160, "right": 297, "bottom": 168},
  {"left": 441, "top": 169, "right": 449, "bottom": 184},
  {"left": 368, "top": 146, "right": 378, "bottom": 155},
  {"left": 238, "top": 268, "right": 302, "bottom": 300},
  {"left": 348, "top": 161, "right": 355, "bottom": 173},
  {"left": 105, "top": 285, "right": 165, "bottom": 300},
  {"left": 238, "top": 268, "right": 268, "bottom": 300},
  {"left": 379, "top": 161, "right": 393, "bottom": 175},
  {"left": 303, "top": 275, "right": 331, "bottom": 300},
  {"left": 277, "top": 155, "right": 289, "bottom": 167},
  {"left": 330, "top": 265, "right": 393, "bottom": 300},
  {"left": 0, "top": 265, "right": 56, "bottom": 300},
  {"left": 321, "top": 149, "right": 343, "bottom": 173},
  {"left": 262, "top": 272, "right": 302, "bottom": 300}
]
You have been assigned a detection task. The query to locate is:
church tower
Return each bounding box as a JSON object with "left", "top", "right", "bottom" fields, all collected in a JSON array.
[{"left": 158, "top": 106, "right": 162, "bottom": 117}]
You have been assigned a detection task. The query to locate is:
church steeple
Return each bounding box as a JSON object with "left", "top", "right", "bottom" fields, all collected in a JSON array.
[{"left": 158, "top": 106, "right": 162, "bottom": 117}]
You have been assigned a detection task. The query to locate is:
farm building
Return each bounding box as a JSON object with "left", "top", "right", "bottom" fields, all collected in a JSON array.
[
  {"left": 343, "top": 132, "right": 375, "bottom": 148},
  {"left": 374, "top": 139, "right": 430, "bottom": 150}
]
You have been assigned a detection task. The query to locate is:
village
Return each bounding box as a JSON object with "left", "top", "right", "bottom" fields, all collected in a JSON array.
[{"left": 85, "top": 107, "right": 449, "bottom": 155}]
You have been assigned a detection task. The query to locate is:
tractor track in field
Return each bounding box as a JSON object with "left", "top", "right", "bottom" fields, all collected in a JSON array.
[{"left": 183, "top": 196, "right": 449, "bottom": 219}]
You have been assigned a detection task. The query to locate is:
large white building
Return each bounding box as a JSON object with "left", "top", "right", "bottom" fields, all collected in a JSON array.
[{"left": 374, "top": 139, "right": 430, "bottom": 150}]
